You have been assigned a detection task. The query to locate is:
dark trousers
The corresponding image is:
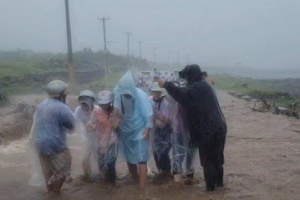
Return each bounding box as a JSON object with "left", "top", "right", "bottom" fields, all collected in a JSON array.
[
  {"left": 202, "top": 164, "right": 224, "bottom": 191},
  {"left": 198, "top": 134, "right": 226, "bottom": 191},
  {"left": 98, "top": 144, "right": 117, "bottom": 184},
  {"left": 106, "top": 159, "right": 116, "bottom": 184},
  {"left": 153, "top": 126, "right": 172, "bottom": 173},
  {"left": 154, "top": 145, "right": 171, "bottom": 173}
]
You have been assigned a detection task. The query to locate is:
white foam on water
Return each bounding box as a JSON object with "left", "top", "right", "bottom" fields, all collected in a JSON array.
[{"left": 0, "top": 138, "right": 28, "bottom": 155}]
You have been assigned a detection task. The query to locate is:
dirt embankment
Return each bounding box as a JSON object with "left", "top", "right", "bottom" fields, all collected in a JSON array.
[
  {"left": 0, "top": 95, "right": 79, "bottom": 145},
  {"left": 0, "top": 103, "right": 34, "bottom": 144}
]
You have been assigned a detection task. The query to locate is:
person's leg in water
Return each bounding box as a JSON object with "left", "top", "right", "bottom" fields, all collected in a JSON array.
[
  {"left": 105, "top": 144, "right": 117, "bottom": 186},
  {"left": 154, "top": 126, "right": 172, "bottom": 175},
  {"left": 82, "top": 153, "right": 92, "bottom": 181},
  {"left": 82, "top": 137, "right": 96, "bottom": 182},
  {"left": 198, "top": 141, "right": 216, "bottom": 191},
  {"left": 106, "top": 159, "right": 117, "bottom": 185},
  {"left": 127, "top": 163, "right": 139, "bottom": 181},
  {"left": 215, "top": 165, "right": 224, "bottom": 187},
  {"left": 52, "top": 176, "right": 66, "bottom": 193},
  {"left": 39, "top": 154, "right": 54, "bottom": 192},
  {"left": 51, "top": 150, "right": 72, "bottom": 193},
  {"left": 153, "top": 151, "right": 162, "bottom": 173},
  {"left": 203, "top": 164, "right": 216, "bottom": 191},
  {"left": 185, "top": 147, "right": 197, "bottom": 185},
  {"left": 153, "top": 127, "right": 163, "bottom": 173},
  {"left": 138, "top": 162, "right": 148, "bottom": 188},
  {"left": 172, "top": 132, "right": 185, "bottom": 183},
  {"left": 157, "top": 145, "right": 172, "bottom": 174},
  {"left": 215, "top": 135, "right": 226, "bottom": 187}
]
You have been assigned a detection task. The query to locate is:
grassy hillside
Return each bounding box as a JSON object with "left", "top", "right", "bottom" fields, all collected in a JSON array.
[{"left": 0, "top": 50, "right": 144, "bottom": 106}]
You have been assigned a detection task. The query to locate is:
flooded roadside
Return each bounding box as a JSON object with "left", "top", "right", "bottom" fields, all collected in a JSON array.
[{"left": 0, "top": 91, "right": 299, "bottom": 200}]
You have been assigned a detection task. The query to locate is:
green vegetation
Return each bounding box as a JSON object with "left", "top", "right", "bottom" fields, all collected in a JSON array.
[
  {"left": 214, "top": 74, "right": 300, "bottom": 107},
  {"left": 72, "top": 72, "right": 124, "bottom": 94},
  {"left": 0, "top": 50, "right": 143, "bottom": 106},
  {"left": 0, "top": 61, "right": 62, "bottom": 78}
]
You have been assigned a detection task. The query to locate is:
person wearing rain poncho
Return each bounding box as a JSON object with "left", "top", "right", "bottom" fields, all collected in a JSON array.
[
  {"left": 166, "top": 82, "right": 197, "bottom": 184},
  {"left": 148, "top": 82, "right": 172, "bottom": 175},
  {"left": 29, "top": 80, "right": 75, "bottom": 193},
  {"left": 86, "top": 90, "right": 122, "bottom": 186},
  {"left": 113, "top": 71, "right": 153, "bottom": 188},
  {"left": 74, "top": 90, "right": 98, "bottom": 182},
  {"left": 156, "top": 64, "right": 227, "bottom": 191}
]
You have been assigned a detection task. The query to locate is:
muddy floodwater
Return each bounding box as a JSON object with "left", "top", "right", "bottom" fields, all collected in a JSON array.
[{"left": 0, "top": 91, "right": 299, "bottom": 200}]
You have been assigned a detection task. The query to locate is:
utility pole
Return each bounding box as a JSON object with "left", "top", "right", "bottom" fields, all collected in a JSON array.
[
  {"left": 64, "top": 0, "right": 74, "bottom": 81},
  {"left": 125, "top": 32, "right": 132, "bottom": 67},
  {"left": 98, "top": 17, "right": 110, "bottom": 85},
  {"left": 177, "top": 51, "right": 181, "bottom": 70},
  {"left": 139, "top": 41, "right": 142, "bottom": 59},
  {"left": 153, "top": 47, "right": 157, "bottom": 63},
  {"left": 168, "top": 51, "right": 171, "bottom": 66}
]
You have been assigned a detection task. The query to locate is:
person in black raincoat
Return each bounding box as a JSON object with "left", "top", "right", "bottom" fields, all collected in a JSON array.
[{"left": 156, "top": 64, "right": 227, "bottom": 191}]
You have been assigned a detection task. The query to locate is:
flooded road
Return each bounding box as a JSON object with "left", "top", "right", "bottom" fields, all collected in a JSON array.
[{"left": 0, "top": 91, "right": 299, "bottom": 200}]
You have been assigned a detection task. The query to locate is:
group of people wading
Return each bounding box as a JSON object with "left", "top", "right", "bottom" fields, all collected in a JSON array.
[{"left": 29, "top": 64, "right": 227, "bottom": 193}]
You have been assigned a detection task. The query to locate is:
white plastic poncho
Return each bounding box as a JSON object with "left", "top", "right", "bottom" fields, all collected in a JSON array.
[{"left": 166, "top": 95, "right": 195, "bottom": 174}]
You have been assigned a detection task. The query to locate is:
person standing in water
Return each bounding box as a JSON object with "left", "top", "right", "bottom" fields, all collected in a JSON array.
[
  {"left": 74, "top": 90, "right": 97, "bottom": 182},
  {"left": 156, "top": 65, "right": 227, "bottom": 191},
  {"left": 113, "top": 71, "right": 153, "bottom": 188},
  {"left": 149, "top": 82, "right": 172, "bottom": 176},
  {"left": 29, "top": 80, "right": 75, "bottom": 193},
  {"left": 166, "top": 81, "right": 196, "bottom": 184},
  {"left": 87, "top": 90, "right": 122, "bottom": 186}
]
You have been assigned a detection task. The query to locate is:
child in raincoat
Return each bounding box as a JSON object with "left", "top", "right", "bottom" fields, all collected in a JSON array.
[
  {"left": 74, "top": 90, "right": 98, "bottom": 182},
  {"left": 87, "top": 90, "right": 122, "bottom": 186}
]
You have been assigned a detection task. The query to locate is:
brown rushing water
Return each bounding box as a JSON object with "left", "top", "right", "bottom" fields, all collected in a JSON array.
[{"left": 0, "top": 91, "right": 299, "bottom": 200}]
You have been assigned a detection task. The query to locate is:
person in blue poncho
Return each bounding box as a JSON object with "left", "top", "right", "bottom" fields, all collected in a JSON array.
[
  {"left": 113, "top": 71, "right": 153, "bottom": 188},
  {"left": 29, "top": 80, "right": 75, "bottom": 193}
]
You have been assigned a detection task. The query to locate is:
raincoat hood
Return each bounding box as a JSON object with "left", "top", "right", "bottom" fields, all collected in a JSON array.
[
  {"left": 179, "top": 64, "right": 203, "bottom": 85},
  {"left": 114, "top": 71, "right": 136, "bottom": 97},
  {"left": 113, "top": 71, "right": 153, "bottom": 140},
  {"left": 79, "top": 96, "right": 94, "bottom": 115}
]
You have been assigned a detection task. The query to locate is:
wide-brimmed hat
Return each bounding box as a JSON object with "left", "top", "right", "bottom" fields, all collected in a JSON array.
[{"left": 151, "top": 82, "right": 163, "bottom": 92}]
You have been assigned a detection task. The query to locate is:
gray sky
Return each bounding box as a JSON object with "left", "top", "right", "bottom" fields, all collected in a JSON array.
[{"left": 0, "top": 0, "right": 299, "bottom": 69}]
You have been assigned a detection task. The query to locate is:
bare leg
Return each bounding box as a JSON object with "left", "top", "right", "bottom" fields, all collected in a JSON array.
[
  {"left": 52, "top": 177, "right": 66, "bottom": 194},
  {"left": 45, "top": 178, "right": 54, "bottom": 193},
  {"left": 127, "top": 162, "right": 139, "bottom": 180},
  {"left": 138, "top": 163, "right": 148, "bottom": 188}
]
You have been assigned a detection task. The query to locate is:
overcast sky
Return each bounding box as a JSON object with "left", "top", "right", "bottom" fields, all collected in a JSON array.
[{"left": 0, "top": 0, "right": 299, "bottom": 68}]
